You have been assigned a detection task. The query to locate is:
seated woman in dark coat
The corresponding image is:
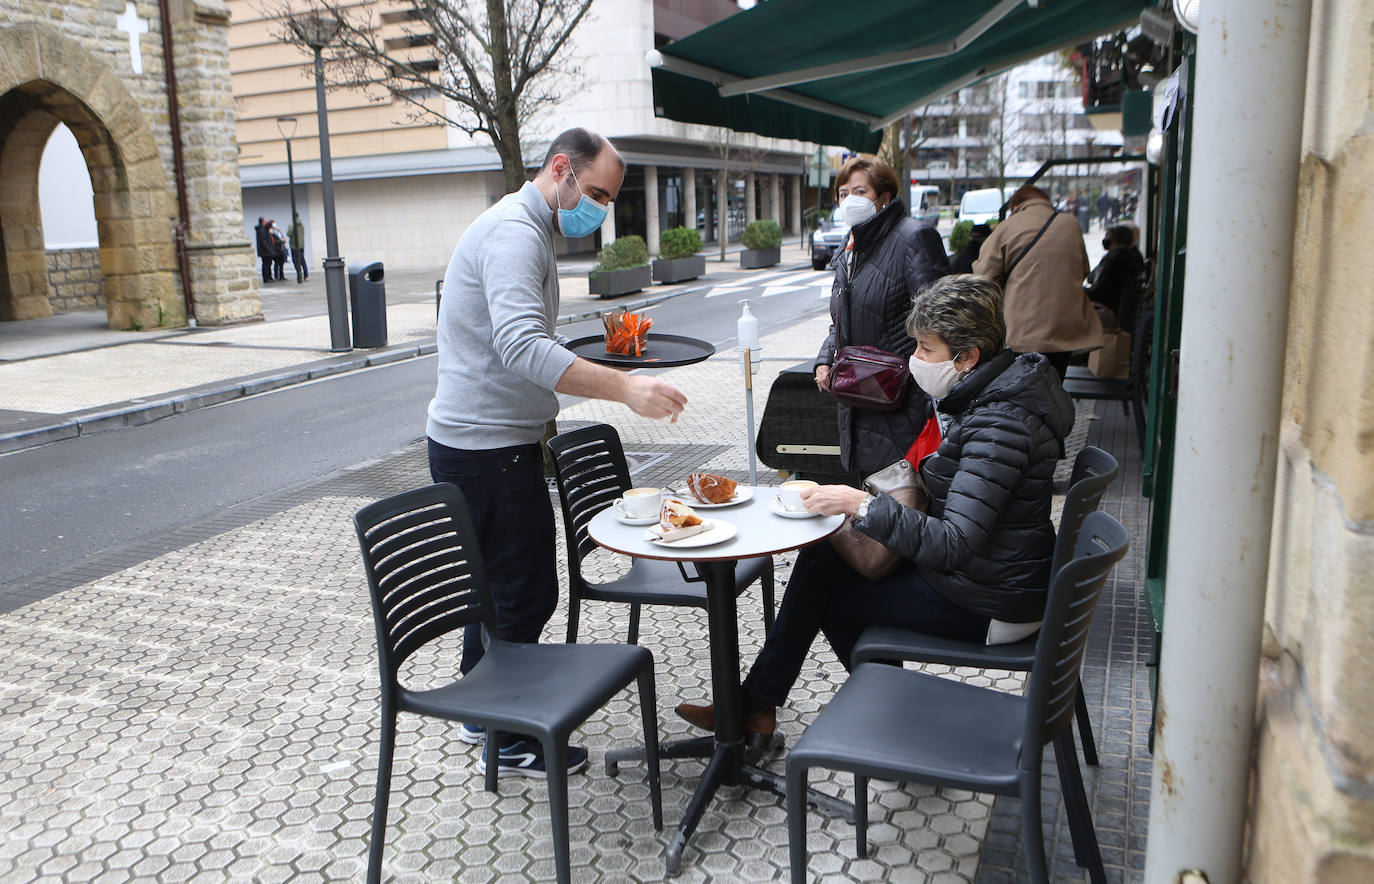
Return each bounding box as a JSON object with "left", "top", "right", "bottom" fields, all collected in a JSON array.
[{"left": 677, "top": 274, "right": 1076, "bottom": 736}]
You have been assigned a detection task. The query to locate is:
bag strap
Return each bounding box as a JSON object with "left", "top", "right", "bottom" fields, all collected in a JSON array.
[{"left": 1005, "top": 210, "right": 1060, "bottom": 279}]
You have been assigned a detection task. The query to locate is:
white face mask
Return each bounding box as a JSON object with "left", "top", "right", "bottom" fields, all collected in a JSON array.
[
  {"left": 909, "top": 354, "right": 965, "bottom": 400},
  {"left": 839, "top": 194, "right": 877, "bottom": 228}
]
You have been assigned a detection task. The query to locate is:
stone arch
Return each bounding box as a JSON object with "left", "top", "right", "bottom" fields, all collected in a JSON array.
[{"left": 0, "top": 23, "right": 180, "bottom": 329}]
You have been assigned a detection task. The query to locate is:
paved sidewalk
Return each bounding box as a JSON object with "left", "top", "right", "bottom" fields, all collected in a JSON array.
[
  {"left": 0, "top": 305, "right": 1149, "bottom": 881},
  {"left": 0, "top": 239, "right": 812, "bottom": 455}
]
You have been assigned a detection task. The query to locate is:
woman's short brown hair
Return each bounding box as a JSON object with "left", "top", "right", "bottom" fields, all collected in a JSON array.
[
  {"left": 906, "top": 274, "right": 1006, "bottom": 366},
  {"left": 835, "top": 156, "right": 900, "bottom": 201}
]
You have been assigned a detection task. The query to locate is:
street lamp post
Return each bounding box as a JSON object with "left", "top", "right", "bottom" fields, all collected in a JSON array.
[
  {"left": 275, "top": 116, "right": 302, "bottom": 284},
  {"left": 289, "top": 13, "right": 350, "bottom": 352}
]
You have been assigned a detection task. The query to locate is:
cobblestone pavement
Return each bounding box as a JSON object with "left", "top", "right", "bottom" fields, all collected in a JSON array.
[{"left": 0, "top": 313, "right": 1143, "bottom": 882}]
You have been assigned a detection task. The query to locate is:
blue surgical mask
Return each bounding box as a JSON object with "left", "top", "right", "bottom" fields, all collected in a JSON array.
[{"left": 557, "top": 166, "right": 608, "bottom": 239}]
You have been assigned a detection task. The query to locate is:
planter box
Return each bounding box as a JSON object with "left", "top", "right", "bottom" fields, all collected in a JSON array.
[
  {"left": 740, "top": 246, "right": 780, "bottom": 269},
  {"left": 588, "top": 264, "right": 652, "bottom": 297},
  {"left": 652, "top": 255, "right": 706, "bottom": 284}
]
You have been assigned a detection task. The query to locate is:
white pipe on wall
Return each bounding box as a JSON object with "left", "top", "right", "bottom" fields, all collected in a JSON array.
[{"left": 1144, "top": 1, "right": 1313, "bottom": 882}]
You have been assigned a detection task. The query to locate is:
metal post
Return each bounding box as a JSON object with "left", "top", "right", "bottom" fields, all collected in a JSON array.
[
  {"left": 1144, "top": 1, "right": 1312, "bottom": 881},
  {"left": 284, "top": 138, "right": 297, "bottom": 231},
  {"left": 743, "top": 348, "right": 757, "bottom": 486},
  {"left": 312, "top": 46, "right": 350, "bottom": 352}
]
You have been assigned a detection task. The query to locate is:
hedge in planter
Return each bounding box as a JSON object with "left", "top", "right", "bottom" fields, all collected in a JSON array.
[
  {"left": 589, "top": 235, "right": 651, "bottom": 297},
  {"left": 740, "top": 219, "right": 782, "bottom": 269},
  {"left": 653, "top": 226, "right": 705, "bottom": 284}
]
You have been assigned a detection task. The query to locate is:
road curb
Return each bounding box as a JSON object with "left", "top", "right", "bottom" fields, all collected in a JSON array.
[
  {"left": 0, "top": 340, "right": 436, "bottom": 456},
  {"left": 1, "top": 262, "right": 811, "bottom": 456}
]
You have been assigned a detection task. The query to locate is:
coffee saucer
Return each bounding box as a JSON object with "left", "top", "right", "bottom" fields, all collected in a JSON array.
[
  {"left": 611, "top": 502, "right": 659, "bottom": 526},
  {"left": 769, "top": 495, "right": 822, "bottom": 519}
]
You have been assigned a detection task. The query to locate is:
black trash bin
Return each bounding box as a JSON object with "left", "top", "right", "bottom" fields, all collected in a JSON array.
[{"left": 348, "top": 261, "right": 388, "bottom": 348}]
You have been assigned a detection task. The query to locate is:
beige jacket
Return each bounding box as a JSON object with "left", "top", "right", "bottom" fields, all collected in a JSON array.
[{"left": 973, "top": 197, "right": 1104, "bottom": 353}]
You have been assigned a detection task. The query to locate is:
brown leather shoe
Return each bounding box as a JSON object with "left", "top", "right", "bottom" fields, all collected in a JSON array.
[{"left": 674, "top": 702, "right": 776, "bottom": 738}]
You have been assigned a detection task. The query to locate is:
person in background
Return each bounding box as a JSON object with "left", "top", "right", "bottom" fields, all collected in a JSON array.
[
  {"left": 973, "top": 184, "right": 1103, "bottom": 379},
  {"left": 427, "top": 127, "right": 687, "bottom": 778},
  {"left": 287, "top": 213, "right": 308, "bottom": 283},
  {"left": 675, "top": 275, "right": 1075, "bottom": 737},
  {"left": 813, "top": 156, "right": 950, "bottom": 476},
  {"left": 1086, "top": 224, "right": 1147, "bottom": 325},
  {"left": 253, "top": 217, "right": 272, "bottom": 284},
  {"left": 267, "top": 219, "right": 287, "bottom": 281},
  {"left": 949, "top": 223, "right": 992, "bottom": 275}
]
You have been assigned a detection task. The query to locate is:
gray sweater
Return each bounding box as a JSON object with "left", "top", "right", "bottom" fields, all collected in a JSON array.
[{"left": 426, "top": 182, "right": 578, "bottom": 450}]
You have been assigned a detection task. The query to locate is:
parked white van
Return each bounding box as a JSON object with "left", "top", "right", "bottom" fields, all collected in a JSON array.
[
  {"left": 957, "top": 187, "right": 1016, "bottom": 225},
  {"left": 910, "top": 185, "right": 941, "bottom": 227}
]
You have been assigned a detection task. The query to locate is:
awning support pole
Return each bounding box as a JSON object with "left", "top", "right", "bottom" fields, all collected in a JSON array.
[{"left": 1144, "top": 1, "right": 1312, "bottom": 882}]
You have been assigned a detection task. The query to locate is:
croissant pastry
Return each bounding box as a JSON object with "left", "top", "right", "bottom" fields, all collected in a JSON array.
[{"left": 687, "top": 473, "right": 738, "bottom": 505}]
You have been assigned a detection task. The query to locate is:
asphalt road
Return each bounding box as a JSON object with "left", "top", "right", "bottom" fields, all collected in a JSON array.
[{"left": 1, "top": 267, "right": 831, "bottom": 585}]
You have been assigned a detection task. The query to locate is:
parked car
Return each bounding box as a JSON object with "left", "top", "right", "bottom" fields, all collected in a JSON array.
[
  {"left": 910, "top": 185, "right": 941, "bottom": 227},
  {"left": 809, "top": 206, "right": 849, "bottom": 270},
  {"left": 957, "top": 186, "right": 1016, "bottom": 225}
]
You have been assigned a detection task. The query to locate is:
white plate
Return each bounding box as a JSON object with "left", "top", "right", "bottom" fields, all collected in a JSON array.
[
  {"left": 669, "top": 486, "right": 754, "bottom": 509},
  {"left": 769, "top": 494, "right": 823, "bottom": 519},
  {"left": 644, "top": 518, "right": 738, "bottom": 548},
  {"left": 610, "top": 501, "right": 659, "bottom": 525}
]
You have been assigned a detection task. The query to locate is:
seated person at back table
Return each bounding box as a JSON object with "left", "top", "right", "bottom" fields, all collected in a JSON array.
[
  {"left": 1086, "top": 224, "right": 1146, "bottom": 323},
  {"left": 676, "top": 274, "right": 1075, "bottom": 736}
]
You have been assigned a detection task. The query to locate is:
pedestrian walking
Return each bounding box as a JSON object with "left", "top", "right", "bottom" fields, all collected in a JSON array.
[
  {"left": 426, "top": 126, "right": 687, "bottom": 778},
  {"left": 287, "top": 213, "right": 308, "bottom": 283},
  {"left": 973, "top": 184, "right": 1103, "bottom": 378},
  {"left": 253, "top": 216, "right": 272, "bottom": 283}
]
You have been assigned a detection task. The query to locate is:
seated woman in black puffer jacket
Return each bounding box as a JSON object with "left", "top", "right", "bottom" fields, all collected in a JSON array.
[{"left": 677, "top": 274, "right": 1076, "bottom": 737}]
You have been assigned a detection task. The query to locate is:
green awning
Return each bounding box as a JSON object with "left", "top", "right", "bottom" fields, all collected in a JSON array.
[{"left": 651, "top": 0, "right": 1147, "bottom": 152}]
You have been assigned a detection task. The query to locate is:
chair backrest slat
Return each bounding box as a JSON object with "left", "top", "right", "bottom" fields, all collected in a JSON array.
[
  {"left": 1022, "top": 511, "right": 1129, "bottom": 758},
  {"left": 1049, "top": 447, "right": 1119, "bottom": 575},
  {"left": 354, "top": 484, "right": 494, "bottom": 682},
  {"left": 548, "top": 425, "right": 634, "bottom": 588}
]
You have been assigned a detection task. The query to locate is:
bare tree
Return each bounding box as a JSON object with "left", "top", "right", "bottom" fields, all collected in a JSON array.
[
  {"left": 707, "top": 128, "right": 767, "bottom": 261},
  {"left": 267, "top": 0, "right": 595, "bottom": 192}
]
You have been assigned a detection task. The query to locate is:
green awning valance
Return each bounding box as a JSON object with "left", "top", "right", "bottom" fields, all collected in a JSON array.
[{"left": 651, "top": 0, "right": 1147, "bottom": 151}]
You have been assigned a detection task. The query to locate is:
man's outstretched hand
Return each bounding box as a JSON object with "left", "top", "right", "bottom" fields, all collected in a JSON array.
[{"left": 623, "top": 375, "right": 687, "bottom": 421}]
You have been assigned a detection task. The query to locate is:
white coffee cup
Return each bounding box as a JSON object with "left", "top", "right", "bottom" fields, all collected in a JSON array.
[
  {"left": 777, "top": 479, "right": 818, "bottom": 513},
  {"left": 620, "top": 487, "right": 662, "bottom": 520}
]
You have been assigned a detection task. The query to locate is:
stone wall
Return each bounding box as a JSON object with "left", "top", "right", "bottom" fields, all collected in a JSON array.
[
  {"left": 0, "top": 0, "right": 259, "bottom": 327},
  {"left": 44, "top": 247, "right": 103, "bottom": 312},
  {"left": 1249, "top": 1, "right": 1374, "bottom": 881}
]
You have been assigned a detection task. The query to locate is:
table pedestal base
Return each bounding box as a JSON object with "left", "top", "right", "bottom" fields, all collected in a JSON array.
[{"left": 608, "top": 736, "right": 855, "bottom": 878}]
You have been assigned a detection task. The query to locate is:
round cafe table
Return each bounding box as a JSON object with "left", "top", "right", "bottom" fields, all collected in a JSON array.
[{"left": 586, "top": 488, "right": 847, "bottom": 876}]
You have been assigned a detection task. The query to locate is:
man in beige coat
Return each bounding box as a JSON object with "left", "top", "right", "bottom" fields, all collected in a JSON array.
[{"left": 974, "top": 184, "right": 1103, "bottom": 378}]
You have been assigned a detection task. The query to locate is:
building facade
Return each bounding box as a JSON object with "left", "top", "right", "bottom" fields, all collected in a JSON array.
[
  {"left": 912, "top": 54, "right": 1128, "bottom": 205},
  {"left": 2, "top": 0, "right": 260, "bottom": 327},
  {"left": 231, "top": 0, "right": 813, "bottom": 270}
]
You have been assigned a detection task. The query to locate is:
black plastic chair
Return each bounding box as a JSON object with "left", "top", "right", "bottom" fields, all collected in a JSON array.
[
  {"left": 850, "top": 445, "right": 1119, "bottom": 766},
  {"left": 1065, "top": 301, "right": 1154, "bottom": 449},
  {"left": 548, "top": 423, "right": 775, "bottom": 644},
  {"left": 353, "top": 483, "right": 663, "bottom": 884},
  {"left": 786, "top": 511, "right": 1129, "bottom": 884}
]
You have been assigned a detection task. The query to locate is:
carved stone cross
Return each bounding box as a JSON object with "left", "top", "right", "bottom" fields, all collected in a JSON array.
[{"left": 115, "top": 2, "right": 149, "bottom": 76}]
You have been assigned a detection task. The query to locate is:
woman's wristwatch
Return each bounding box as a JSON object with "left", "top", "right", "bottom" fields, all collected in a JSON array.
[{"left": 855, "top": 493, "right": 875, "bottom": 521}]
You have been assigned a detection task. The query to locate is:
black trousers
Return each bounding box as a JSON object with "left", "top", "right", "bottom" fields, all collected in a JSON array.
[
  {"left": 742, "top": 541, "right": 989, "bottom": 708},
  {"left": 291, "top": 248, "right": 308, "bottom": 282},
  {"left": 260, "top": 256, "right": 272, "bottom": 283},
  {"left": 428, "top": 438, "right": 558, "bottom": 674}
]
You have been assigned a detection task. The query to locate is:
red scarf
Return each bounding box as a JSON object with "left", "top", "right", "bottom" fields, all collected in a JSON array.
[{"left": 904, "top": 414, "right": 942, "bottom": 468}]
